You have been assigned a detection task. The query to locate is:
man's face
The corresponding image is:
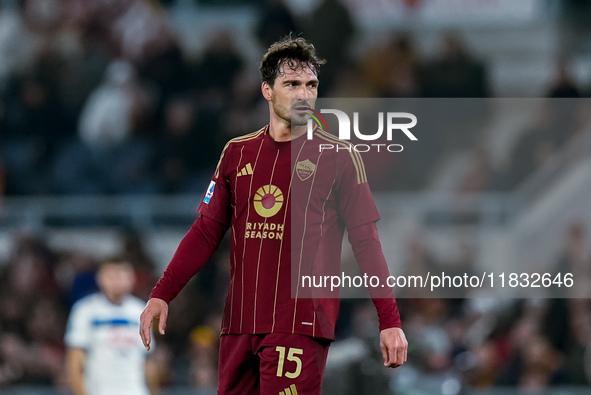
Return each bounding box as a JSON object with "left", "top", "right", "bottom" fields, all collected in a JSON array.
[
  {"left": 266, "top": 62, "right": 319, "bottom": 126},
  {"left": 97, "top": 263, "right": 135, "bottom": 303}
]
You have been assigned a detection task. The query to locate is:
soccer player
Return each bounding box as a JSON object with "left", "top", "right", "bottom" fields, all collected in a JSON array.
[
  {"left": 140, "top": 35, "right": 407, "bottom": 394},
  {"left": 66, "top": 258, "right": 159, "bottom": 395}
]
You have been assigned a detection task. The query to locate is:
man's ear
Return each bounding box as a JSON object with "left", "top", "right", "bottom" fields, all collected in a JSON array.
[{"left": 261, "top": 81, "right": 273, "bottom": 101}]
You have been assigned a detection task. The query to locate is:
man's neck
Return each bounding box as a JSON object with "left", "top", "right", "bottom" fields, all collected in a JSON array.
[
  {"left": 104, "top": 292, "right": 124, "bottom": 305},
  {"left": 268, "top": 118, "right": 306, "bottom": 142}
]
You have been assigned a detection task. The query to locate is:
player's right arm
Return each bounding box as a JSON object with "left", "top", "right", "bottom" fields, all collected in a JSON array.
[
  {"left": 140, "top": 214, "right": 229, "bottom": 350},
  {"left": 141, "top": 143, "right": 233, "bottom": 350},
  {"left": 65, "top": 300, "right": 91, "bottom": 395},
  {"left": 66, "top": 347, "right": 87, "bottom": 395}
]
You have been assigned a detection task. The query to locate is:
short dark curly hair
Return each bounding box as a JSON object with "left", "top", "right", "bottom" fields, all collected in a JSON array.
[{"left": 260, "top": 34, "right": 326, "bottom": 85}]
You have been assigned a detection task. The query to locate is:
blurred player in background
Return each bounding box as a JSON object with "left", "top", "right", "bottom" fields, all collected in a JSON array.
[
  {"left": 66, "top": 257, "right": 159, "bottom": 395},
  {"left": 140, "top": 34, "right": 407, "bottom": 394}
]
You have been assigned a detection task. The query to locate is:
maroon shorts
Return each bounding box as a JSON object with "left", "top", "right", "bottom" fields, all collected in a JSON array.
[{"left": 217, "top": 333, "right": 331, "bottom": 395}]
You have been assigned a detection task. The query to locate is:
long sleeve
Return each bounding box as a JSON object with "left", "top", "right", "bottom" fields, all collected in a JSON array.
[
  {"left": 347, "top": 221, "right": 401, "bottom": 330},
  {"left": 150, "top": 214, "right": 229, "bottom": 303}
]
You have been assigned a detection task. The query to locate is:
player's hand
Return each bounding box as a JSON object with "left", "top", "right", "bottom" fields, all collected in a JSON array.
[
  {"left": 140, "top": 298, "right": 168, "bottom": 351},
  {"left": 380, "top": 327, "right": 408, "bottom": 368}
]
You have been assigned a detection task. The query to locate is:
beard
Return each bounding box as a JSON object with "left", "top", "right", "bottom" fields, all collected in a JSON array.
[{"left": 271, "top": 97, "right": 312, "bottom": 126}]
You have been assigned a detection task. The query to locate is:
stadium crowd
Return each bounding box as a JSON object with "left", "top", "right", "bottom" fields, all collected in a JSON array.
[
  {"left": 2, "top": 0, "right": 591, "bottom": 393},
  {"left": 2, "top": 217, "right": 591, "bottom": 391},
  {"left": 1, "top": 0, "right": 588, "bottom": 199},
  {"left": 4, "top": 0, "right": 580, "bottom": 198}
]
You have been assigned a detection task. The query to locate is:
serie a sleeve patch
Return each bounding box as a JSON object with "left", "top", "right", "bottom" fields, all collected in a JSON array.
[{"left": 203, "top": 181, "right": 216, "bottom": 204}]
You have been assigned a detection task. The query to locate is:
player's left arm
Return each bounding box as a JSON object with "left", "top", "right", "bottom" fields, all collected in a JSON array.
[
  {"left": 335, "top": 147, "right": 407, "bottom": 367},
  {"left": 64, "top": 302, "right": 91, "bottom": 394},
  {"left": 348, "top": 222, "right": 408, "bottom": 368}
]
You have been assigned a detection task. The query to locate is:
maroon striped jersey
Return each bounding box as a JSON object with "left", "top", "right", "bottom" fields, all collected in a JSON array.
[{"left": 196, "top": 125, "right": 397, "bottom": 340}]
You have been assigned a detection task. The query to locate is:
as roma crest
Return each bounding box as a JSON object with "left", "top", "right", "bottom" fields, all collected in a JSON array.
[{"left": 296, "top": 159, "right": 316, "bottom": 181}]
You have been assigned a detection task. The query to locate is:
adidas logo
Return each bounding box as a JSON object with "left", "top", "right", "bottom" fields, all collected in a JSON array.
[
  {"left": 237, "top": 163, "right": 254, "bottom": 177},
  {"left": 279, "top": 384, "right": 298, "bottom": 395}
]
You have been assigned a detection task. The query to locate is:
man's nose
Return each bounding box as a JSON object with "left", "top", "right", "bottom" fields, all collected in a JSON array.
[{"left": 295, "top": 85, "right": 309, "bottom": 100}]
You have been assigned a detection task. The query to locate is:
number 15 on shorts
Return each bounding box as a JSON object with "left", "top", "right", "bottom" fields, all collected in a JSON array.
[{"left": 276, "top": 346, "right": 303, "bottom": 378}]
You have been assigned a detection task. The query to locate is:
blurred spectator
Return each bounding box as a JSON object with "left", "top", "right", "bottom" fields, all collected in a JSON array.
[
  {"left": 188, "top": 325, "right": 218, "bottom": 389},
  {"left": 401, "top": 233, "right": 441, "bottom": 298},
  {"left": 93, "top": 0, "right": 176, "bottom": 64},
  {"left": 66, "top": 0, "right": 185, "bottom": 100},
  {"left": 563, "top": 299, "right": 591, "bottom": 384},
  {"left": 35, "top": 24, "right": 111, "bottom": 126},
  {"left": 423, "top": 33, "right": 489, "bottom": 98},
  {"left": 0, "top": 4, "right": 40, "bottom": 83},
  {"left": 547, "top": 58, "right": 582, "bottom": 98},
  {"left": 78, "top": 60, "right": 147, "bottom": 147},
  {"left": 6, "top": 233, "right": 60, "bottom": 300},
  {"left": 1, "top": 73, "right": 69, "bottom": 194},
  {"left": 326, "top": 60, "right": 376, "bottom": 98},
  {"left": 51, "top": 59, "right": 157, "bottom": 194},
  {"left": 0, "top": 233, "right": 66, "bottom": 386},
  {"left": 158, "top": 0, "right": 176, "bottom": 7},
  {"left": 0, "top": 93, "right": 6, "bottom": 196},
  {"left": 303, "top": 0, "right": 356, "bottom": 93},
  {"left": 121, "top": 230, "right": 160, "bottom": 301},
  {"left": 503, "top": 93, "right": 587, "bottom": 191},
  {"left": 189, "top": 30, "right": 247, "bottom": 156},
  {"left": 326, "top": 301, "right": 392, "bottom": 395},
  {"left": 363, "top": 34, "right": 422, "bottom": 97},
  {"left": 0, "top": 161, "right": 6, "bottom": 198},
  {"left": 405, "top": 299, "right": 453, "bottom": 372},
  {"left": 494, "top": 300, "right": 568, "bottom": 388},
  {"left": 505, "top": 116, "right": 555, "bottom": 190},
  {"left": 519, "top": 335, "right": 566, "bottom": 388},
  {"left": 555, "top": 221, "right": 591, "bottom": 297},
  {"left": 157, "top": 96, "right": 210, "bottom": 193},
  {"left": 194, "top": 30, "right": 244, "bottom": 94},
  {"left": 255, "top": 0, "right": 298, "bottom": 48},
  {"left": 221, "top": 69, "right": 267, "bottom": 142},
  {"left": 23, "top": 298, "right": 67, "bottom": 385},
  {"left": 468, "top": 341, "right": 501, "bottom": 388},
  {"left": 459, "top": 148, "right": 499, "bottom": 193}
]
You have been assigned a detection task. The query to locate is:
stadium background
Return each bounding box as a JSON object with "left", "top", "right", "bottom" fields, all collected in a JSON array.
[{"left": 2, "top": 0, "right": 591, "bottom": 393}]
